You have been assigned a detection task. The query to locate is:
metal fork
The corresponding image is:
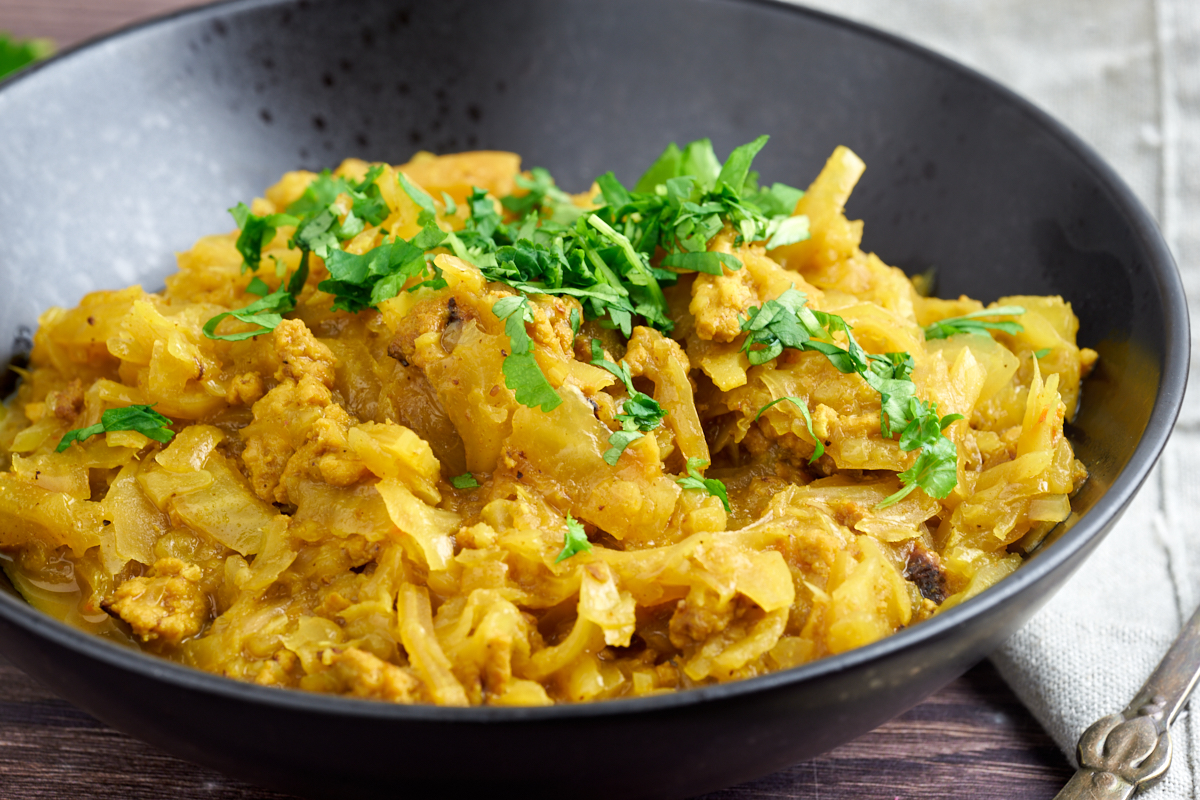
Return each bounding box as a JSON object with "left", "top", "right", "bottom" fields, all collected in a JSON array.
[{"left": 1054, "top": 602, "right": 1200, "bottom": 799}]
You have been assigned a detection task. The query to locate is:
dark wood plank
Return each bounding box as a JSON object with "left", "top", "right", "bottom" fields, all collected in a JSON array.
[
  {"left": 0, "top": 650, "right": 1072, "bottom": 799},
  {"left": 0, "top": 1, "right": 1076, "bottom": 797},
  {"left": 0, "top": 0, "right": 205, "bottom": 49}
]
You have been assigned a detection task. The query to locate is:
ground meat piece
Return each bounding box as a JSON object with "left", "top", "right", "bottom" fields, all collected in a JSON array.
[
  {"left": 103, "top": 557, "right": 208, "bottom": 644},
  {"left": 48, "top": 379, "right": 85, "bottom": 422},
  {"left": 320, "top": 646, "right": 424, "bottom": 703},
  {"left": 273, "top": 318, "right": 337, "bottom": 387},
  {"left": 668, "top": 588, "right": 736, "bottom": 649}
]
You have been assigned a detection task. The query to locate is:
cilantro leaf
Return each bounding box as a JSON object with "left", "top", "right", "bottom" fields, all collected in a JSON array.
[
  {"left": 745, "top": 182, "right": 805, "bottom": 217},
  {"left": 680, "top": 139, "right": 722, "bottom": 191},
  {"left": 494, "top": 297, "right": 562, "bottom": 412},
  {"left": 923, "top": 306, "right": 1026, "bottom": 340},
  {"left": 318, "top": 221, "right": 447, "bottom": 312},
  {"left": 878, "top": 434, "right": 960, "bottom": 508},
  {"left": 56, "top": 405, "right": 174, "bottom": 452},
  {"left": 675, "top": 457, "right": 731, "bottom": 513},
  {"left": 590, "top": 339, "right": 667, "bottom": 464},
  {"left": 229, "top": 203, "right": 297, "bottom": 273},
  {"left": 660, "top": 251, "right": 743, "bottom": 275},
  {"left": 555, "top": 512, "right": 592, "bottom": 563},
  {"left": 398, "top": 172, "right": 438, "bottom": 226},
  {"left": 754, "top": 396, "right": 824, "bottom": 462},
  {"left": 741, "top": 290, "right": 964, "bottom": 506},
  {"left": 246, "top": 276, "right": 271, "bottom": 296},
  {"left": 202, "top": 278, "right": 299, "bottom": 341},
  {"left": 739, "top": 288, "right": 815, "bottom": 365},
  {"left": 451, "top": 473, "right": 481, "bottom": 489},
  {"left": 1033, "top": 348, "right": 1052, "bottom": 359},
  {"left": 763, "top": 214, "right": 810, "bottom": 250},
  {"left": 634, "top": 142, "right": 682, "bottom": 193},
  {"left": 716, "top": 135, "right": 769, "bottom": 195}
]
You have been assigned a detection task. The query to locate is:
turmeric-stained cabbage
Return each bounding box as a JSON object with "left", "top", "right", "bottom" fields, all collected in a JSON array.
[{"left": 0, "top": 142, "right": 1093, "bottom": 705}]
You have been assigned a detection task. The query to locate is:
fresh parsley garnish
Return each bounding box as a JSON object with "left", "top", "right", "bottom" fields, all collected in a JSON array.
[
  {"left": 202, "top": 267, "right": 305, "bottom": 342},
  {"left": 229, "top": 203, "right": 297, "bottom": 273},
  {"left": 675, "top": 457, "right": 731, "bottom": 513},
  {"left": 923, "top": 306, "right": 1026, "bottom": 340},
  {"left": 740, "top": 289, "right": 963, "bottom": 506},
  {"left": 589, "top": 340, "right": 667, "bottom": 465},
  {"left": 492, "top": 296, "right": 562, "bottom": 412},
  {"left": 318, "top": 221, "right": 447, "bottom": 312},
  {"left": 450, "top": 473, "right": 481, "bottom": 489},
  {"left": 554, "top": 512, "right": 592, "bottom": 563},
  {"left": 209, "top": 167, "right": 395, "bottom": 339},
  {"left": 1033, "top": 347, "right": 1052, "bottom": 359},
  {"left": 56, "top": 405, "right": 174, "bottom": 452},
  {"left": 754, "top": 396, "right": 824, "bottom": 462},
  {"left": 0, "top": 33, "right": 53, "bottom": 81},
  {"left": 215, "top": 138, "right": 810, "bottom": 413}
]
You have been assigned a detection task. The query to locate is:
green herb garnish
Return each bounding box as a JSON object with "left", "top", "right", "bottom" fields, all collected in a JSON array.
[
  {"left": 492, "top": 296, "right": 562, "bottom": 412},
  {"left": 450, "top": 473, "right": 481, "bottom": 489},
  {"left": 923, "top": 306, "right": 1026, "bottom": 340},
  {"left": 229, "top": 203, "right": 298, "bottom": 273},
  {"left": 318, "top": 221, "right": 447, "bottom": 312},
  {"left": 589, "top": 340, "right": 667, "bottom": 465},
  {"left": 555, "top": 512, "right": 592, "bottom": 563},
  {"left": 740, "top": 289, "right": 963, "bottom": 506},
  {"left": 754, "top": 396, "right": 824, "bottom": 462},
  {"left": 675, "top": 457, "right": 731, "bottom": 513},
  {"left": 215, "top": 138, "right": 810, "bottom": 412},
  {"left": 56, "top": 405, "right": 174, "bottom": 452},
  {"left": 208, "top": 168, "right": 392, "bottom": 339}
]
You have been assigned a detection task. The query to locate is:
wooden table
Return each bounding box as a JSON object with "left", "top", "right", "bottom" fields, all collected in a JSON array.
[{"left": 0, "top": 1, "right": 1077, "bottom": 797}]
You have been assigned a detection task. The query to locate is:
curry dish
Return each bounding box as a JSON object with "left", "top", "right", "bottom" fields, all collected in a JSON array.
[{"left": 0, "top": 141, "right": 1094, "bottom": 705}]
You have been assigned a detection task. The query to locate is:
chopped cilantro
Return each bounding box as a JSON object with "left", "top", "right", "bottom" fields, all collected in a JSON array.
[
  {"left": 203, "top": 278, "right": 297, "bottom": 341},
  {"left": 555, "top": 513, "right": 592, "bottom": 563},
  {"left": 675, "top": 457, "right": 731, "bottom": 513},
  {"left": 881, "top": 432, "right": 960, "bottom": 508},
  {"left": 493, "top": 296, "right": 562, "bottom": 412},
  {"left": 318, "top": 221, "right": 447, "bottom": 312},
  {"left": 213, "top": 135, "right": 809, "bottom": 364},
  {"left": 56, "top": 405, "right": 174, "bottom": 452},
  {"left": 923, "top": 306, "right": 1026, "bottom": 340},
  {"left": 740, "top": 290, "right": 963, "bottom": 506},
  {"left": 589, "top": 339, "right": 667, "bottom": 465},
  {"left": 450, "top": 473, "right": 481, "bottom": 489},
  {"left": 229, "top": 203, "right": 297, "bottom": 273},
  {"left": 754, "top": 396, "right": 824, "bottom": 462},
  {"left": 1033, "top": 348, "right": 1052, "bottom": 359},
  {"left": 245, "top": 276, "right": 271, "bottom": 296}
]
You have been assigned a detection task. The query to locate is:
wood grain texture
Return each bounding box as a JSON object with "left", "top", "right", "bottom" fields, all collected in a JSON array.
[
  {"left": 0, "top": 1, "right": 1077, "bottom": 797},
  {"left": 0, "top": 652, "right": 1072, "bottom": 799}
]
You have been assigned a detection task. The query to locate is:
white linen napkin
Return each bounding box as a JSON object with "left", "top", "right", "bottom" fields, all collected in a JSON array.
[{"left": 788, "top": 2, "right": 1200, "bottom": 795}]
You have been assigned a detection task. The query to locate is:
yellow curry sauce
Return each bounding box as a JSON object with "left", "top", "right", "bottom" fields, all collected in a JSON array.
[{"left": 0, "top": 144, "right": 1094, "bottom": 705}]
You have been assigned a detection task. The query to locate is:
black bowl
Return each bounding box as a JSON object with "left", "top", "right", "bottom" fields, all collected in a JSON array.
[{"left": 0, "top": 1, "right": 1187, "bottom": 798}]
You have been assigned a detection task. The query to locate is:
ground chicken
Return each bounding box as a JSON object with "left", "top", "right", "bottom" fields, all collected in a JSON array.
[
  {"left": 319, "top": 646, "right": 424, "bottom": 703},
  {"left": 103, "top": 557, "right": 208, "bottom": 644}
]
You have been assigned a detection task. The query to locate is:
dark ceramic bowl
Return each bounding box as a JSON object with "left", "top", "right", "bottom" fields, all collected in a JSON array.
[{"left": 0, "top": 1, "right": 1187, "bottom": 798}]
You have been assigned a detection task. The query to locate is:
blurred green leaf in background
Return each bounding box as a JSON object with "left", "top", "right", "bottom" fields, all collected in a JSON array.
[{"left": 0, "top": 33, "right": 55, "bottom": 80}]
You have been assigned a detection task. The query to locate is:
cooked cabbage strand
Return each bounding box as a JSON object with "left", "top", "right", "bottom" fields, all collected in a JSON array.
[{"left": 0, "top": 142, "right": 1095, "bottom": 708}]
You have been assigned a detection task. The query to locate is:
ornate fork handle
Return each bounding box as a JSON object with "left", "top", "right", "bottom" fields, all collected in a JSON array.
[{"left": 1054, "top": 602, "right": 1200, "bottom": 799}]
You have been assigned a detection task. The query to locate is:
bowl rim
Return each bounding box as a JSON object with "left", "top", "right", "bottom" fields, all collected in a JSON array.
[{"left": 0, "top": 0, "right": 1188, "bottom": 724}]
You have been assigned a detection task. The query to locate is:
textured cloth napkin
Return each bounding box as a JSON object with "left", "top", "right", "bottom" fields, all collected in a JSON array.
[{"left": 788, "top": 1, "right": 1200, "bottom": 794}]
